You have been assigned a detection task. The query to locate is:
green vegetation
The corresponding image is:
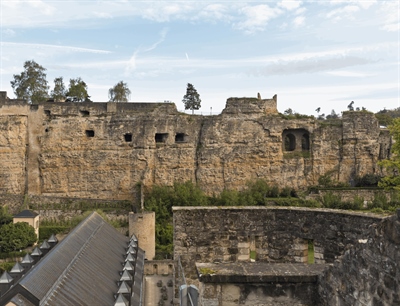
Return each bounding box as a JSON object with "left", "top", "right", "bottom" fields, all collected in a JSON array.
[
  {"left": 0, "top": 262, "right": 15, "bottom": 273},
  {"left": 308, "top": 240, "right": 314, "bottom": 264},
  {"left": 198, "top": 267, "right": 217, "bottom": 275},
  {"left": 145, "top": 178, "right": 400, "bottom": 259},
  {"left": 379, "top": 118, "right": 400, "bottom": 190},
  {"left": 10, "top": 60, "right": 49, "bottom": 104},
  {"left": 0, "top": 222, "right": 37, "bottom": 253},
  {"left": 375, "top": 107, "right": 400, "bottom": 126},
  {"left": 108, "top": 81, "right": 131, "bottom": 102},
  {"left": 39, "top": 209, "right": 128, "bottom": 240},
  {"left": 182, "top": 83, "right": 201, "bottom": 114}
]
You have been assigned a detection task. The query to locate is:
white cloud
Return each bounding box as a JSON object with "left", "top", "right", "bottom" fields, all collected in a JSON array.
[
  {"left": 326, "top": 70, "right": 374, "bottom": 77},
  {"left": 0, "top": 42, "right": 111, "bottom": 54},
  {"left": 143, "top": 28, "right": 169, "bottom": 52},
  {"left": 235, "top": 4, "right": 283, "bottom": 34},
  {"left": 379, "top": 1, "right": 400, "bottom": 32},
  {"left": 2, "top": 29, "right": 16, "bottom": 37},
  {"left": 326, "top": 5, "right": 360, "bottom": 21},
  {"left": 278, "top": 0, "right": 302, "bottom": 11},
  {"left": 293, "top": 16, "right": 305, "bottom": 27},
  {"left": 198, "top": 4, "right": 231, "bottom": 22},
  {"left": 329, "top": 0, "right": 377, "bottom": 9}
]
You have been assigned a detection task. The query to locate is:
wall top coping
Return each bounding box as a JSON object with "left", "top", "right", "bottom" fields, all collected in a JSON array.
[
  {"left": 172, "top": 206, "right": 386, "bottom": 219},
  {"left": 196, "top": 262, "right": 330, "bottom": 283}
]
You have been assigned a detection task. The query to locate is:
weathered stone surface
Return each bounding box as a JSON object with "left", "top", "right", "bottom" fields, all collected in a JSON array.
[
  {"left": 173, "top": 207, "right": 382, "bottom": 280},
  {"left": 319, "top": 210, "right": 400, "bottom": 306},
  {"left": 0, "top": 96, "right": 391, "bottom": 202}
]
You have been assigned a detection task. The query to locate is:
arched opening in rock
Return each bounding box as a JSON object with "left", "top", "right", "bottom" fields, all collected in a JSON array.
[{"left": 284, "top": 133, "right": 296, "bottom": 151}]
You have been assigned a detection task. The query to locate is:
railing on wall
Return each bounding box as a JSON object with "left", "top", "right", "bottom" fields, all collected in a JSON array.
[{"left": 176, "top": 256, "right": 198, "bottom": 306}]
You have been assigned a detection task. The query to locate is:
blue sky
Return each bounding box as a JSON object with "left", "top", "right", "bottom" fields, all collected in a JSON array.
[{"left": 0, "top": 0, "right": 399, "bottom": 115}]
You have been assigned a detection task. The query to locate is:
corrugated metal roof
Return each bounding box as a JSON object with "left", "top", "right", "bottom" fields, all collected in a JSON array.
[{"left": 17, "top": 212, "right": 129, "bottom": 306}]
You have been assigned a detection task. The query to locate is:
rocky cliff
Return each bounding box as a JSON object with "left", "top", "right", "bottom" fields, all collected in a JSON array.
[{"left": 0, "top": 93, "right": 391, "bottom": 201}]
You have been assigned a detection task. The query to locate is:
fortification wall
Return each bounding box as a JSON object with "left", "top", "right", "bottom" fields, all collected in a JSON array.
[
  {"left": 319, "top": 211, "right": 400, "bottom": 306},
  {"left": 0, "top": 96, "right": 391, "bottom": 202},
  {"left": 173, "top": 207, "right": 383, "bottom": 280}
]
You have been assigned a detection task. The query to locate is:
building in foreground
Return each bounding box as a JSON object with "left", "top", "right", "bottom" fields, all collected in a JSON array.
[{"left": 0, "top": 212, "right": 145, "bottom": 306}]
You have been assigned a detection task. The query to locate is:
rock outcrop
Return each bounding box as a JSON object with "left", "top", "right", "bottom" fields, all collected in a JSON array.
[{"left": 0, "top": 92, "right": 391, "bottom": 201}]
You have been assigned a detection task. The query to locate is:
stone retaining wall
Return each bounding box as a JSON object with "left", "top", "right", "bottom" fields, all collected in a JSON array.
[
  {"left": 173, "top": 207, "right": 383, "bottom": 280},
  {"left": 318, "top": 210, "right": 400, "bottom": 306}
]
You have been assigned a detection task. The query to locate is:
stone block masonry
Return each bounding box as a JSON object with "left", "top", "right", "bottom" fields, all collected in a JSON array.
[
  {"left": 173, "top": 207, "right": 383, "bottom": 280},
  {"left": 318, "top": 210, "right": 400, "bottom": 306}
]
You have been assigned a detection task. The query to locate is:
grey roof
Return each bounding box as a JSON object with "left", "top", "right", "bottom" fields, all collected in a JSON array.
[
  {"left": 14, "top": 210, "right": 38, "bottom": 218},
  {"left": 119, "top": 270, "right": 132, "bottom": 282},
  {"left": 11, "top": 262, "right": 24, "bottom": 273},
  {"left": 114, "top": 293, "right": 129, "bottom": 306},
  {"left": 48, "top": 234, "right": 58, "bottom": 244},
  {"left": 21, "top": 254, "right": 34, "bottom": 264},
  {"left": 31, "top": 246, "right": 42, "bottom": 256},
  {"left": 40, "top": 240, "right": 50, "bottom": 250},
  {"left": 0, "top": 271, "right": 13, "bottom": 283},
  {"left": 6, "top": 212, "right": 129, "bottom": 306}
]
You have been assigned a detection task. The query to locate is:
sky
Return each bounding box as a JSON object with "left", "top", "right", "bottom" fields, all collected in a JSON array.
[{"left": 0, "top": 0, "right": 399, "bottom": 116}]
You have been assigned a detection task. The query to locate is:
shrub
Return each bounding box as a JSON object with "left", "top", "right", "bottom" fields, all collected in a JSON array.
[
  {"left": 321, "top": 192, "right": 342, "bottom": 209},
  {"left": 0, "top": 222, "right": 37, "bottom": 253},
  {"left": 354, "top": 174, "right": 381, "bottom": 187}
]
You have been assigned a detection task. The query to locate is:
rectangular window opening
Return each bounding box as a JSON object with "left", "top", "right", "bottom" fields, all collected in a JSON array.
[
  {"left": 85, "top": 130, "right": 95, "bottom": 137},
  {"left": 80, "top": 110, "right": 90, "bottom": 116},
  {"left": 155, "top": 133, "right": 168, "bottom": 143},
  {"left": 175, "top": 133, "right": 186, "bottom": 142},
  {"left": 124, "top": 133, "right": 132, "bottom": 142},
  {"left": 308, "top": 240, "right": 314, "bottom": 264}
]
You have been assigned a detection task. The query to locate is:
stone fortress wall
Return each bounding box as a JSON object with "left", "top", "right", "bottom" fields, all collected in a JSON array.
[
  {"left": 173, "top": 207, "right": 383, "bottom": 279},
  {"left": 173, "top": 207, "right": 398, "bottom": 305},
  {"left": 0, "top": 91, "right": 391, "bottom": 203}
]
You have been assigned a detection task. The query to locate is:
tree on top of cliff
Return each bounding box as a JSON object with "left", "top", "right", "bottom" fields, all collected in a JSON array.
[
  {"left": 65, "top": 78, "right": 91, "bottom": 102},
  {"left": 108, "top": 81, "right": 131, "bottom": 102},
  {"left": 50, "top": 77, "right": 66, "bottom": 102},
  {"left": 379, "top": 118, "right": 400, "bottom": 189},
  {"left": 10, "top": 60, "right": 49, "bottom": 104},
  {"left": 182, "top": 83, "right": 201, "bottom": 114}
]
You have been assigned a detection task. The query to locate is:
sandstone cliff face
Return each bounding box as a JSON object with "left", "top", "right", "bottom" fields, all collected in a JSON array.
[{"left": 0, "top": 96, "right": 391, "bottom": 201}]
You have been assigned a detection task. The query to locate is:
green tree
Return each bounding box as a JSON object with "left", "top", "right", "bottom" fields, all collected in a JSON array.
[
  {"left": 0, "top": 222, "right": 37, "bottom": 253},
  {"left": 182, "top": 83, "right": 201, "bottom": 114},
  {"left": 0, "top": 207, "right": 12, "bottom": 226},
  {"left": 66, "top": 78, "right": 91, "bottom": 102},
  {"left": 379, "top": 118, "right": 400, "bottom": 189},
  {"left": 108, "top": 81, "right": 131, "bottom": 102},
  {"left": 50, "top": 77, "right": 66, "bottom": 102},
  {"left": 10, "top": 60, "right": 49, "bottom": 104}
]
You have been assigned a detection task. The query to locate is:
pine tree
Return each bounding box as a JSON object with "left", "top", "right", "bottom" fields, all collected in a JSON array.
[{"left": 182, "top": 83, "right": 201, "bottom": 114}]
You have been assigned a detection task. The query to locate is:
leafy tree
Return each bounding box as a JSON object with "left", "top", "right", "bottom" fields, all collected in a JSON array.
[
  {"left": 10, "top": 60, "right": 49, "bottom": 104},
  {"left": 0, "top": 222, "right": 37, "bottom": 253},
  {"left": 0, "top": 207, "right": 12, "bottom": 226},
  {"left": 144, "top": 181, "right": 209, "bottom": 259},
  {"left": 108, "top": 81, "right": 131, "bottom": 102},
  {"left": 284, "top": 108, "right": 293, "bottom": 115},
  {"left": 182, "top": 83, "right": 201, "bottom": 114},
  {"left": 50, "top": 77, "right": 66, "bottom": 102},
  {"left": 326, "top": 109, "right": 339, "bottom": 119},
  {"left": 66, "top": 78, "right": 91, "bottom": 102},
  {"left": 379, "top": 118, "right": 400, "bottom": 189}
]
